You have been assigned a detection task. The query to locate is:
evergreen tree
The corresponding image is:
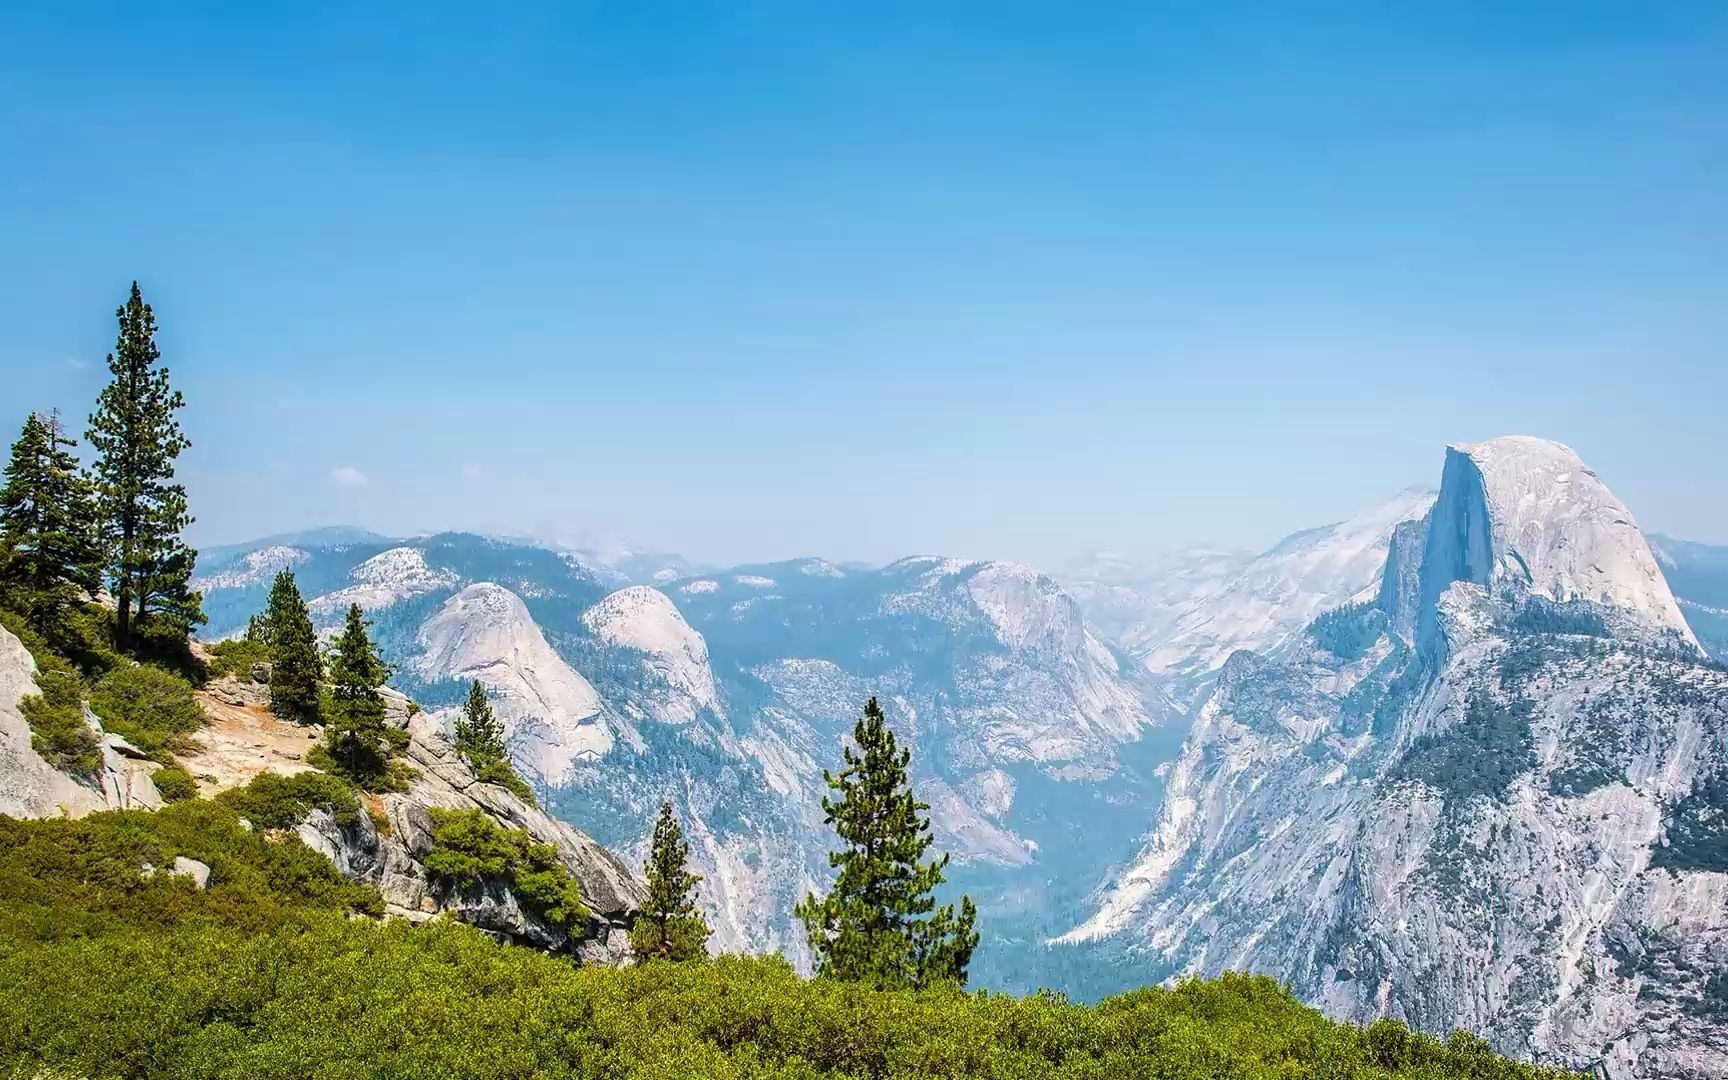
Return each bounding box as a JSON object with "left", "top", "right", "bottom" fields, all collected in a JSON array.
[
  {"left": 264, "top": 570, "right": 321, "bottom": 725},
  {"left": 452, "top": 680, "right": 507, "bottom": 768},
  {"left": 795, "top": 697, "right": 978, "bottom": 989},
  {"left": 85, "top": 282, "right": 202, "bottom": 649},
  {"left": 322, "top": 603, "right": 401, "bottom": 785},
  {"left": 0, "top": 412, "right": 103, "bottom": 631},
  {"left": 630, "top": 802, "right": 711, "bottom": 962}
]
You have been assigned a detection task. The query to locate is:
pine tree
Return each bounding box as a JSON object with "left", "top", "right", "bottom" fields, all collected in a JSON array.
[
  {"left": 264, "top": 570, "right": 321, "bottom": 724},
  {"left": 85, "top": 282, "right": 202, "bottom": 650},
  {"left": 453, "top": 680, "right": 507, "bottom": 768},
  {"left": 322, "top": 603, "right": 401, "bottom": 786},
  {"left": 631, "top": 802, "right": 711, "bottom": 962},
  {"left": 0, "top": 412, "right": 103, "bottom": 631},
  {"left": 795, "top": 697, "right": 978, "bottom": 989}
]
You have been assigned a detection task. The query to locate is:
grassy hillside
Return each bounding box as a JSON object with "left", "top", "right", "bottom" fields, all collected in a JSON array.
[{"left": 0, "top": 806, "right": 1576, "bottom": 1080}]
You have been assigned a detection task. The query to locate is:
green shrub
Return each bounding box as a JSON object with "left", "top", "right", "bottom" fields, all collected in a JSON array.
[
  {"left": 217, "top": 770, "right": 361, "bottom": 830},
  {"left": 0, "top": 798, "right": 382, "bottom": 948},
  {"left": 88, "top": 662, "right": 206, "bottom": 758},
  {"left": 476, "top": 757, "right": 537, "bottom": 806},
  {"left": 425, "top": 808, "right": 590, "bottom": 934},
  {"left": 151, "top": 765, "right": 199, "bottom": 803},
  {"left": 20, "top": 657, "right": 101, "bottom": 776},
  {"left": 0, "top": 918, "right": 1580, "bottom": 1080},
  {"left": 205, "top": 637, "right": 270, "bottom": 680}
]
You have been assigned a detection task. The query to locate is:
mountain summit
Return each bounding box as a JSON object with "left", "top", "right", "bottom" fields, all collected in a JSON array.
[{"left": 1062, "top": 436, "right": 1728, "bottom": 1079}]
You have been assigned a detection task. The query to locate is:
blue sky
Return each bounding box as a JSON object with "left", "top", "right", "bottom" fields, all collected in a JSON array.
[{"left": 3, "top": 3, "right": 1725, "bottom": 566}]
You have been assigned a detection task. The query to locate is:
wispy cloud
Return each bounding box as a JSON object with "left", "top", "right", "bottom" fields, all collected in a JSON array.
[
  {"left": 460, "top": 463, "right": 487, "bottom": 482},
  {"left": 329, "top": 465, "right": 369, "bottom": 489}
]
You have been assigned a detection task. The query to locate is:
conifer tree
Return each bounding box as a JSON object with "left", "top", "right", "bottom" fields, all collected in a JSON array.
[
  {"left": 631, "top": 801, "right": 711, "bottom": 962},
  {"left": 264, "top": 570, "right": 321, "bottom": 724},
  {"left": 795, "top": 697, "right": 978, "bottom": 989},
  {"left": 0, "top": 412, "right": 103, "bottom": 631},
  {"left": 85, "top": 282, "right": 202, "bottom": 649},
  {"left": 453, "top": 679, "right": 507, "bottom": 768},
  {"left": 322, "top": 603, "right": 401, "bottom": 785}
]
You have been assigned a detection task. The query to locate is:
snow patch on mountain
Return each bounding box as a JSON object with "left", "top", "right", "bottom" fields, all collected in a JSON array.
[
  {"left": 195, "top": 545, "right": 307, "bottom": 590},
  {"left": 413, "top": 583, "right": 616, "bottom": 784},
  {"left": 581, "top": 586, "right": 719, "bottom": 723},
  {"left": 310, "top": 546, "right": 458, "bottom": 617}
]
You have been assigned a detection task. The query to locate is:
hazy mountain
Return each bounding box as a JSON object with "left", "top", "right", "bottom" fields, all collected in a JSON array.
[{"left": 1058, "top": 437, "right": 1727, "bottom": 1079}]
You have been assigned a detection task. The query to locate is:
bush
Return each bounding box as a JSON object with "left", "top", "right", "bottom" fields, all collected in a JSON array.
[
  {"left": 205, "top": 637, "right": 270, "bottom": 680},
  {"left": 151, "top": 765, "right": 199, "bottom": 803},
  {"left": 476, "top": 757, "right": 537, "bottom": 806},
  {"left": 0, "top": 798, "right": 382, "bottom": 948},
  {"left": 0, "top": 918, "right": 1580, "bottom": 1080},
  {"left": 217, "top": 770, "right": 361, "bottom": 830},
  {"left": 88, "top": 662, "right": 206, "bottom": 758},
  {"left": 425, "top": 808, "right": 590, "bottom": 934},
  {"left": 20, "top": 657, "right": 101, "bottom": 776}
]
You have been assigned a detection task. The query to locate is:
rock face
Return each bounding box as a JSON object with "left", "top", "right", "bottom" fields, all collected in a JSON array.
[
  {"left": 293, "top": 692, "right": 644, "bottom": 962},
  {"left": 1062, "top": 437, "right": 1728, "bottom": 1078},
  {"left": 0, "top": 625, "right": 163, "bottom": 819},
  {"left": 581, "top": 586, "right": 719, "bottom": 724},
  {"left": 415, "top": 583, "right": 617, "bottom": 783}
]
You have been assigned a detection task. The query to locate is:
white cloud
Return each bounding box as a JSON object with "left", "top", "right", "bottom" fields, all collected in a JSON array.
[{"left": 329, "top": 465, "right": 369, "bottom": 488}]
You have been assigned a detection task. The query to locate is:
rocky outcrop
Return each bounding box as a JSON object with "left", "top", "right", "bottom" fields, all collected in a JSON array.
[
  {"left": 288, "top": 688, "right": 645, "bottom": 962},
  {"left": 0, "top": 624, "right": 162, "bottom": 819}
]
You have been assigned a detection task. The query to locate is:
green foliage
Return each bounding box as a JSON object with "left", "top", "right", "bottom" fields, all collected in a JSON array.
[
  {"left": 476, "top": 758, "right": 537, "bottom": 805},
  {"left": 797, "top": 696, "right": 978, "bottom": 990},
  {"left": 424, "top": 808, "right": 591, "bottom": 935},
  {"left": 216, "top": 770, "right": 361, "bottom": 831},
  {"left": 454, "top": 679, "right": 506, "bottom": 764},
  {"left": 85, "top": 282, "right": 204, "bottom": 649},
  {"left": 19, "top": 656, "right": 101, "bottom": 776},
  {"left": 1652, "top": 769, "right": 1728, "bottom": 873},
  {"left": 88, "top": 661, "right": 205, "bottom": 759},
  {"left": 453, "top": 680, "right": 535, "bottom": 804},
  {"left": 1310, "top": 601, "right": 1385, "bottom": 661},
  {"left": 151, "top": 765, "right": 198, "bottom": 803},
  {"left": 632, "top": 801, "right": 711, "bottom": 962},
  {"left": 1391, "top": 693, "right": 1536, "bottom": 804},
  {"left": 0, "top": 411, "right": 103, "bottom": 636},
  {"left": 321, "top": 604, "right": 404, "bottom": 787},
  {"left": 0, "top": 798, "right": 381, "bottom": 948},
  {"left": 204, "top": 636, "right": 270, "bottom": 679},
  {"left": 0, "top": 918, "right": 1578, "bottom": 1080},
  {"left": 264, "top": 569, "right": 322, "bottom": 724}
]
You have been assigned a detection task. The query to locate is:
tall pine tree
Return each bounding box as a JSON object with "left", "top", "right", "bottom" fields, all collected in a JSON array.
[
  {"left": 264, "top": 570, "right": 321, "bottom": 724},
  {"left": 631, "top": 802, "right": 711, "bottom": 962},
  {"left": 453, "top": 679, "right": 507, "bottom": 768},
  {"left": 322, "top": 603, "right": 401, "bottom": 786},
  {"left": 795, "top": 697, "right": 978, "bottom": 989},
  {"left": 0, "top": 411, "right": 103, "bottom": 632},
  {"left": 86, "top": 282, "right": 202, "bottom": 649}
]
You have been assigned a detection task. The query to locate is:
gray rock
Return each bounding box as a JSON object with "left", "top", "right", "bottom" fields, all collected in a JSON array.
[{"left": 170, "top": 856, "right": 211, "bottom": 889}]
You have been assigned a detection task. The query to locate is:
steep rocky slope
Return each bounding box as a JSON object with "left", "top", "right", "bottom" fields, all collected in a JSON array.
[{"left": 1061, "top": 437, "right": 1727, "bottom": 1078}]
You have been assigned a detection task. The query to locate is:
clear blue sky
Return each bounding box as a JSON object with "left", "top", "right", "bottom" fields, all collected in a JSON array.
[{"left": 3, "top": 3, "right": 1724, "bottom": 566}]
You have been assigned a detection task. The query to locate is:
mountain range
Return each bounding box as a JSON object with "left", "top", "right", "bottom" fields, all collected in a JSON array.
[{"left": 193, "top": 435, "right": 1728, "bottom": 1077}]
